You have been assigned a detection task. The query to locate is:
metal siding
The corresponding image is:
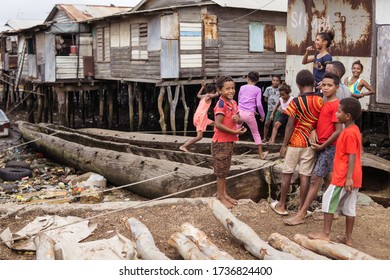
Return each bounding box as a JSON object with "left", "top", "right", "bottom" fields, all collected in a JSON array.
[
  {"left": 275, "top": 25, "right": 287, "bottom": 52},
  {"left": 376, "top": 0, "right": 390, "bottom": 24},
  {"left": 56, "top": 56, "right": 84, "bottom": 79},
  {"left": 179, "top": 22, "right": 202, "bottom": 68},
  {"left": 120, "top": 21, "right": 130, "bottom": 47},
  {"left": 249, "top": 22, "right": 264, "bottom": 52},
  {"left": 111, "top": 22, "right": 120, "bottom": 47},
  {"left": 27, "top": 54, "right": 37, "bottom": 79},
  {"left": 287, "top": 0, "right": 373, "bottom": 56},
  {"left": 161, "top": 13, "right": 179, "bottom": 39},
  {"left": 44, "top": 33, "right": 56, "bottom": 82},
  {"left": 161, "top": 39, "right": 179, "bottom": 78},
  {"left": 377, "top": 25, "right": 390, "bottom": 105}
]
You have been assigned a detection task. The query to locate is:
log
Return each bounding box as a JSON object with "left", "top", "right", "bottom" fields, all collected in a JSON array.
[
  {"left": 292, "top": 234, "right": 377, "bottom": 260},
  {"left": 168, "top": 232, "right": 210, "bottom": 260},
  {"left": 209, "top": 198, "right": 297, "bottom": 260},
  {"left": 268, "top": 233, "right": 329, "bottom": 260},
  {"left": 127, "top": 218, "right": 170, "bottom": 260},
  {"left": 180, "top": 222, "right": 234, "bottom": 260},
  {"left": 34, "top": 233, "right": 56, "bottom": 260}
]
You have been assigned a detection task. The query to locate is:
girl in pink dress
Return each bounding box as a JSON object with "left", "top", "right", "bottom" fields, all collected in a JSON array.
[{"left": 179, "top": 82, "right": 219, "bottom": 152}]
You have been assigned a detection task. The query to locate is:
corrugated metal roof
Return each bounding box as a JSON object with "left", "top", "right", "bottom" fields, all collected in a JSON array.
[
  {"left": 212, "top": 0, "right": 287, "bottom": 12},
  {"left": 4, "top": 19, "right": 44, "bottom": 31},
  {"left": 46, "top": 4, "right": 131, "bottom": 23}
]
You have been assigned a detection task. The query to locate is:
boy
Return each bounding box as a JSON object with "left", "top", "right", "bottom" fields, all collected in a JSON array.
[
  {"left": 212, "top": 76, "right": 247, "bottom": 209},
  {"left": 309, "top": 97, "right": 362, "bottom": 246},
  {"left": 263, "top": 75, "right": 281, "bottom": 142},
  {"left": 270, "top": 70, "right": 323, "bottom": 216},
  {"left": 284, "top": 72, "right": 343, "bottom": 225}
]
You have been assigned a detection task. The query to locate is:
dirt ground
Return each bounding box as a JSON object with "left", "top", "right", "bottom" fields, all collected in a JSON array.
[{"left": 0, "top": 198, "right": 389, "bottom": 260}]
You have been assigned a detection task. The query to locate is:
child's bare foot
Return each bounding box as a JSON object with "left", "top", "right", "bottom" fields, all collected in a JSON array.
[
  {"left": 260, "top": 151, "right": 268, "bottom": 160},
  {"left": 337, "top": 235, "right": 353, "bottom": 246},
  {"left": 283, "top": 215, "right": 305, "bottom": 226},
  {"left": 267, "top": 141, "right": 274, "bottom": 144},
  {"left": 225, "top": 195, "right": 238, "bottom": 205},
  {"left": 179, "top": 146, "right": 189, "bottom": 152},
  {"left": 308, "top": 232, "right": 330, "bottom": 242},
  {"left": 217, "top": 196, "right": 234, "bottom": 209},
  {"left": 313, "top": 211, "right": 339, "bottom": 221}
]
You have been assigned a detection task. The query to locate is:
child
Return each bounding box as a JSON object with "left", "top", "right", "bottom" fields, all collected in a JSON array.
[
  {"left": 212, "top": 76, "right": 247, "bottom": 209},
  {"left": 270, "top": 70, "right": 323, "bottom": 216},
  {"left": 179, "top": 81, "right": 219, "bottom": 152},
  {"left": 263, "top": 75, "right": 281, "bottom": 142},
  {"left": 302, "top": 31, "right": 334, "bottom": 90},
  {"left": 309, "top": 97, "right": 362, "bottom": 246},
  {"left": 268, "top": 84, "right": 294, "bottom": 144},
  {"left": 284, "top": 72, "right": 343, "bottom": 226},
  {"left": 344, "top": 60, "right": 375, "bottom": 98},
  {"left": 237, "top": 71, "right": 267, "bottom": 159}
]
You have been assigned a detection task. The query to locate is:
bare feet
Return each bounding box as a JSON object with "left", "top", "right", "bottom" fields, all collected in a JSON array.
[
  {"left": 225, "top": 194, "right": 238, "bottom": 206},
  {"left": 260, "top": 151, "right": 268, "bottom": 160},
  {"left": 283, "top": 215, "right": 305, "bottom": 226},
  {"left": 337, "top": 235, "right": 353, "bottom": 246},
  {"left": 179, "top": 145, "right": 189, "bottom": 152},
  {"left": 308, "top": 232, "right": 330, "bottom": 242},
  {"left": 267, "top": 141, "right": 274, "bottom": 145},
  {"left": 217, "top": 196, "right": 234, "bottom": 209},
  {"left": 313, "top": 211, "right": 339, "bottom": 221}
]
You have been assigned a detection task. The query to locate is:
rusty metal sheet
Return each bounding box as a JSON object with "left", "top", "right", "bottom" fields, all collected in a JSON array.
[{"left": 287, "top": 0, "right": 373, "bottom": 56}]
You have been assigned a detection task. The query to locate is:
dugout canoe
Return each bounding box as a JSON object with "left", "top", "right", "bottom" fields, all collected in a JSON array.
[{"left": 17, "top": 122, "right": 274, "bottom": 201}]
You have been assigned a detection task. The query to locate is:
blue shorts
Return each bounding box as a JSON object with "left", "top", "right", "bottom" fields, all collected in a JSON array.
[{"left": 313, "top": 145, "right": 336, "bottom": 178}]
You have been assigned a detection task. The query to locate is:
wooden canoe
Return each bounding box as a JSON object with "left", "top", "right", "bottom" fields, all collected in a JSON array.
[{"left": 17, "top": 122, "right": 274, "bottom": 201}]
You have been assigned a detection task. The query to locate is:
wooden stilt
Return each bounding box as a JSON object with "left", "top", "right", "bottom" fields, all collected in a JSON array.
[
  {"left": 128, "top": 82, "right": 135, "bottom": 131},
  {"left": 26, "top": 84, "right": 35, "bottom": 123},
  {"left": 81, "top": 90, "right": 86, "bottom": 126},
  {"left": 43, "top": 86, "right": 49, "bottom": 122},
  {"left": 167, "top": 85, "right": 180, "bottom": 135},
  {"left": 136, "top": 84, "right": 143, "bottom": 131},
  {"left": 99, "top": 88, "right": 104, "bottom": 128},
  {"left": 157, "top": 86, "right": 167, "bottom": 134},
  {"left": 181, "top": 85, "right": 189, "bottom": 136},
  {"left": 37, "top": 86, "right": 44, "bottom": 123},
  {"left": 108, "top": 87, "right": 113, "bottom": 129}
]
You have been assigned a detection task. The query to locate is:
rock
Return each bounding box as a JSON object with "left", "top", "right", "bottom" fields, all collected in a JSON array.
[{"left": 356, "top": 193, "right": 374, "bottom": 206}]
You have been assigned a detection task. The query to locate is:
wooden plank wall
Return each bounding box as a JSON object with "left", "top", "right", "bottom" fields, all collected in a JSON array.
[{"left": 215, "top": 8, "right": 286, "bottom": 77}]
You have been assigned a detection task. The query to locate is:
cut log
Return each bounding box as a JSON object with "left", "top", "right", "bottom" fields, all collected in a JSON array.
[
  {"left": 180, "top": 222, "right": 234, "bottom": 260},
  {"left": 209, "top": 198, "right": 297, "bottom": 260},
  {"left": 169, "top": 232, "right": 210, "bottom": 260},
  {"left": 268, "top": 233, "right": 329, "bottom": 260},
  {"left": 34, "top": 233, "right": 56, "bottom": 260},
  {"left": 127, "top": 218, "right": 170, "bottom": 260},
  {"left": 293, "top": 234, "right": 377, "bottom": 260}
]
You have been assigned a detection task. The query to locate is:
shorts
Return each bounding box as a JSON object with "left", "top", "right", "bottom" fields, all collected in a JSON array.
[
  {"left": 211, "top": 141, "right": 234, "bottom": 178},
  {"left": 276, "top": 113, "right": 288, "bottom": 127},
  {"left": 283, "top": 146, "right": 316, "bottom": 176},
  {"left": 322, "top": 184, "right": 359, "bottom": 216},
  {"left": 266, "top": 110, "right": 281, "bottom": 122},
  {"left": 313, "top": 145, "right": 336, "bottom": 178}
]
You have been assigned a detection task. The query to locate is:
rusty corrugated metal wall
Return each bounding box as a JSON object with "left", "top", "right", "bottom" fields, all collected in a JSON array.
[{"left": 287, "top": 0, "right": 373, "bottom": 57}]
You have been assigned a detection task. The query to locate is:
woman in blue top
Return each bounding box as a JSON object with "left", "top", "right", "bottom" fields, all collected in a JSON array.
[{"left": 302, "top": 31, "right": 334, "bottom": 91}]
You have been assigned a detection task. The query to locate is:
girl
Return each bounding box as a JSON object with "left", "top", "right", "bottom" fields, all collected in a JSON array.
[
  {"left": 344, "top": 60, "right": 375, "bottom": 98},
  {"left": 268, "top": 84, "right": 294, "bottom": 144},
  {"left": 179, "top": 81, "right": 219, "bottom": 152},
  {"left": 302, "top": 31, "right": 334, "bottom": 90},
  {"left": 212, "top": 76, "right": 246, "bottom": 209},
  {"left": 237, "top": 71, "right": 267, "bottom": 159}
]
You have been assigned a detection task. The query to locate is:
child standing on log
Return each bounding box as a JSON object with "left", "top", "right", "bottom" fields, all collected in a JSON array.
[
  {"left": 284, "top": 72, "right": 342, "bottom": 226},
  {"left": 263, "top": 74, "right": 281, "bottom": 142},
  {"left": 212, "top": 76, "right": 247, "bottom": 209},
  {"left": 179, "top": 81, "right": 219, "bottom": 152},
  {"left": 237, "top": 71, "right": 267, "bottom": 159},
  {"left": 309, "top": 97, "right": 362, "bottom": 246}
]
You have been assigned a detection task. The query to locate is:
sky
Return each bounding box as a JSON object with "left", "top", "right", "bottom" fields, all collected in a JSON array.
[{"left": 0, "top": 0, "right": 142, "bottom": 26}]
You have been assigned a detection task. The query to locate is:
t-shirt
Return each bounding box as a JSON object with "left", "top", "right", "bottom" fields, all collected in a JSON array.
[
  {"left": 237, "top": 84, "right": 265, "bottom": 118},
  {"left": 313, "top": 52, "right": 332, "bottom": 86},
  {"left": 331, "top": 125, "right": 362, "bottom": 188},
  {"left": 212, "top": 97, "right": 239, "bottom": 143},
  {"left": 285, "top": 93, "right": 323, "bottom": 147},
  {"left": 263, "top": 86, "right": 280, "bottom": 111},
  {"left": 316, "top": 99, "right": 339, "bottom": 145},
  {"left": 279, "top": 96, "right": 294, "bottom": 112}
]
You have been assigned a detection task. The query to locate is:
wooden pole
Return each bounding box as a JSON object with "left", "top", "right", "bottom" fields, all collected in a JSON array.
[
  {"left": 108, "top": 87, "right": 113, "bottom": 129},
  {"left": 167, "top": 85, "right": 180, "bottom": 135},
  {"left": 43, "top": 86, "right": 49, "bottom": 123},
  {"left": 181, "top": 85, "right": 189, "bottom": 136},
  {"left": 128, "top": 82, "right": 135, "bottom": 131},
  {"left": 158, "top": 86, "right": 167, "bottom": 134},
  {"left": 98, "top": 88, "right": 104, "bottom": 128},
  {"left": 136, "top": 84, "right": 143, "bottom": 131}
]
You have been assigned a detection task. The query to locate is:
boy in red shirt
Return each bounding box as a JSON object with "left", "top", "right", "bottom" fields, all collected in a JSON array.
[
  {"left": 309, "top": 97, "right": 362, "bottom": 246},
  {"left": 284, "top": 72, "right": 343, "bottom": 225},
  {"left": 212, "top": 76, "right": 247, "bottom": 209}
]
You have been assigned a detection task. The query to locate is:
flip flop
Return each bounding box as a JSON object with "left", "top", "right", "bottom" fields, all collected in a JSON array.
[{"left": 270, "top": 201, "right": 289, "bottom": 216}]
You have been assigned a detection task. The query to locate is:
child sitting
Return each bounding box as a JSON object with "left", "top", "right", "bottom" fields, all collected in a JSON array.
[
  {"left": 179, "top": 81, "right": 219, "bottom": 152},
  {"left": 268, "top": 84, "right": 294, "bottom": 144}
]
